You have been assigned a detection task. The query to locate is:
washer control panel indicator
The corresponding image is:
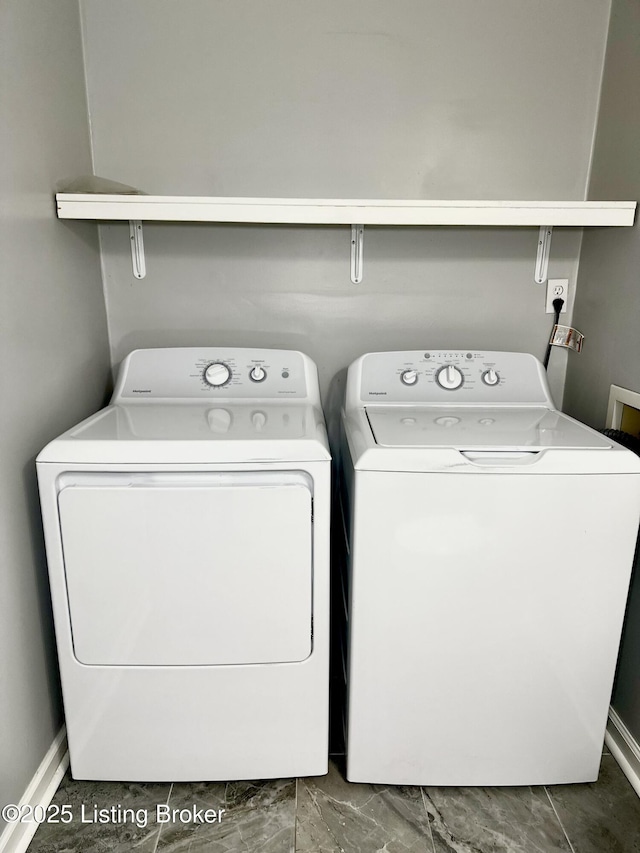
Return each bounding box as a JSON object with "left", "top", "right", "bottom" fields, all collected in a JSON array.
[
  {"left": 357, "top": 351, "right": 553, "bottom": 405},
  {"left": 118, "top": 348, "right": 308, "bottom": 399}
]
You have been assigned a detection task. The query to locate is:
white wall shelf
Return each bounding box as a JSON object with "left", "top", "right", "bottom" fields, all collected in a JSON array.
[
  {"left": 55, "top": 193, "right": 637, "bottom": 282},
  {"left": 56, "top": 194, "right": 636, "bottom": 226}
]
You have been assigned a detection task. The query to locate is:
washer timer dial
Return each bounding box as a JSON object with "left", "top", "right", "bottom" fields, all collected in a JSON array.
[
  {"left": 204, "top": 362, "right": 231, "bottom": 387},
  {"left": 436, "top": 365, "right": 464, "bottom": 390}
]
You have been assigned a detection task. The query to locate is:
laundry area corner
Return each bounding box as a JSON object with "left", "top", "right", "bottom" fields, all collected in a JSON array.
[{"left": 3, "top": 1, "right": 640, "bottom": 852}]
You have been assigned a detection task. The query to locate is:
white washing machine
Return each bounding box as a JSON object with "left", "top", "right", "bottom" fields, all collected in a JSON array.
[
  {"left": 37, "top": 347, "right": 330, "bottom": 782},
  {"left": 340, "top": 349, "right": 640, "bottom": 786}
]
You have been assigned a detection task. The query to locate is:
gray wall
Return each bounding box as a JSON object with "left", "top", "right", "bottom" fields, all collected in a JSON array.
[
  {"left": 80, "top": 0, "right": 612, "bottom": 407},
  {"left": 563, "top": 0, "right": 640, "bottom": 742},
  {"left": 0, "top": 0, "right": 110, "bottom": 825}
]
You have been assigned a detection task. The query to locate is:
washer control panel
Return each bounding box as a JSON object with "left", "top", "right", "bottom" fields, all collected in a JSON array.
[
  {"left": 354, "top": 351, "right": 553, "bottom": 405},
  {"left": 115, "top": 347, "right": 310, "bottom": 400}
]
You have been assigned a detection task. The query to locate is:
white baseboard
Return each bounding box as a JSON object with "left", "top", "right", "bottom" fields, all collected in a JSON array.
[
  {"left": 606, "top": 707, "right": 640, "bottom": 799},
  {"left": 0, "top": 727, "right": 68, "bottom": 853}
]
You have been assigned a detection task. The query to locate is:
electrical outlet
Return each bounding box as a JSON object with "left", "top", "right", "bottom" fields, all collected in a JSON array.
[{"left": 546, "top": 278, "right": 568, "bottom": 314}]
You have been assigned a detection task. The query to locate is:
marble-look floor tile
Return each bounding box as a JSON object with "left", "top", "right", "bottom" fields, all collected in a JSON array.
[
  {"left": 424, "top": 785, "right": 572, "bottom": 853},
  {"left": 155, "top": 778, "right": 296, "bottom": 852},
  {"left": 24, "top": 756, "right": 640, "bottom": 853},
  {"left": 546, "top": 754, "right": 640, "bottom": 853},
  {"left": 295, "top": 759, "right": 434, "bottom": 852},
  {"left": 27, "top": 772, "right": 171, "bottom": 853}
]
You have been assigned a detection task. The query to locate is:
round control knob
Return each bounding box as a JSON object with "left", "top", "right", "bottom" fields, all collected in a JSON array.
[
  {"left": 251, "top": 411, "right": 267, "bottom": 431},
  {"left": 482, "top": 369, "right": 500, "bottom": 387},
  {"left": 249, "top": 365, "right": 266, "bottom": 383},
  {"left": 436, "top": 365, "right": 464, "bottom": 390},
  {"left": 400, "top": 369, "right": 418, "bottom": 386},
  {"left": 204, "top": 362, "right": 231, "bottom": 387}
]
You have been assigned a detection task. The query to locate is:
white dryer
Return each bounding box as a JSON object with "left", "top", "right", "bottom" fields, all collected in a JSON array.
[
  {"left": 340, "top": 350, "right": 640, "bottom": 786},
  {"left": 37, "top": 347, "right": 330, "bottom": 781}
]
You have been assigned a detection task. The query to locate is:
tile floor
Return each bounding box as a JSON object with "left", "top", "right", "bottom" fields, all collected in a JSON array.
[{"left": 26, "top": 752, "right": 640, "bottom": 853}]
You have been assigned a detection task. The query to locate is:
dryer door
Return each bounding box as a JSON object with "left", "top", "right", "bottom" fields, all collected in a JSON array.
[{"left": 58, "top": 472, "right": 313, "bottom": 666}]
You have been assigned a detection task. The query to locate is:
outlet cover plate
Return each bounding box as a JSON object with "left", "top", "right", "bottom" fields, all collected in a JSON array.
[{"left": 546, "top": 278, "right": 568, "bottom": 313}]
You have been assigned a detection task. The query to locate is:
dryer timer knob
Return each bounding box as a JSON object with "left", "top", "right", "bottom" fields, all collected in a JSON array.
[{"left": 204, "top": 362, "right": 231, "bottom": 387}]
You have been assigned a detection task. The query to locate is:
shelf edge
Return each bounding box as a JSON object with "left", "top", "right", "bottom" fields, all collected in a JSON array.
[{"left": 55, "top": 195, "right": 637, "bottom": 227}]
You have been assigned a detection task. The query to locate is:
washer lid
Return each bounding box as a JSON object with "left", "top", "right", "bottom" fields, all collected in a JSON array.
[{"left": 366, "top": 407, "right": 613, "bottom": 451}]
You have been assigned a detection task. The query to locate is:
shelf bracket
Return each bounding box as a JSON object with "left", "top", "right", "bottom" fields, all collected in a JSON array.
[
  {"left": 129, "top": 220, "right": 146, "bottom": 279},
  {"left": 534, "top": 225, "right": 552, "bottom": 284},
  {"left": 350, "top": 224, "right": 364, "bottom": 284}
]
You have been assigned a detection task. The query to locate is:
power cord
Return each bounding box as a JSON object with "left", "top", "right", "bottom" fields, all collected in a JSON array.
[
  {"left": 601, "top": 428, "right": 640, "bottom": 456},
  {"left": 543, "top": 297, "right": 565, "bottom": 370}
]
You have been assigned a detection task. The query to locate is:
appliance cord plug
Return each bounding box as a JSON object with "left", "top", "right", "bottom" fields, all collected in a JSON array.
[{"left": 543, "top": 298, "right": 565, "bottom": 370}]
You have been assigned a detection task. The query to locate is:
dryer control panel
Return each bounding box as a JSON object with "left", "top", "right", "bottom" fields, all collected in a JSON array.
[
  {"left": 113, "top": 347, "right": 314, "bottom": 401},
  {"left": 350, "top": 350, "right": 554, "bottom": 407}
]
